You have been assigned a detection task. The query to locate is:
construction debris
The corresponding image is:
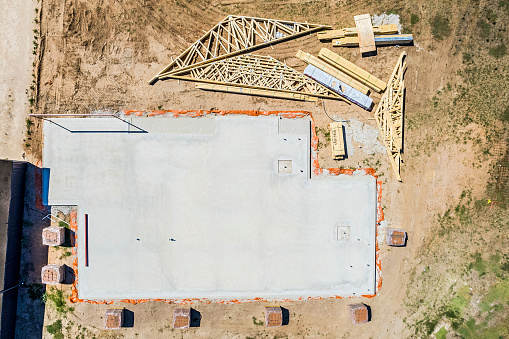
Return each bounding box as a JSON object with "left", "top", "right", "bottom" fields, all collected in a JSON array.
[
  {"left": 161, "top": 54, "right": 343, "bottom": 101},
  {"left": 149, "top": 16, "right": 331, "bottom": 84},
  {"left": 373, "top": 51, "right": 406, "bottom": 181},
  {"left": 318, "top": 48, "right": 386, "bottom": 92},
  {"left": 304, "top": 64, "right": 373, "bottom": 110},
  {"left": 105, "top": 308, "right": 124, "bottom": 329},
  {"left": 330, "top": 122, "right": 346, "bottom": 160},
  {"left": 42, "top": 226, "right": 65, "bottom": 246},
  {"left": 354, "top": 14, "right": 376, "bottom": 54},
  {"left": 41, "top": 264, "right": 65, "bottom": 285},
  {"left": 348, "top": 303, "right": 369, "bottom": 324},
  {"left": 386, "top": 229, "right": 407, "bottom": 246},
  {"left": 333, "top": 34, "right": 413, "bottom": 47},
  {"left": 265, "top": 307, "right": 283, "bottom": 327},
  {"left": 173, "top": 308, "right": 191, "bottom": 329},
  {"left": 317, "top": 24, "right": 398, "bottom": 40}
]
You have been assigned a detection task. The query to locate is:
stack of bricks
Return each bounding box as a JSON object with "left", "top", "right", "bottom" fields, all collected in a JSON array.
[
  {"left": 41, "top": 264, "right": 65, "bottom": 284},
  {"left": 42, "top": 226, "right": 65, "bottom": 246},
  {"left": 105, "top": 308, "right": 124, "bottom": 329},
  {"left": 386, "top": 229, "right": 407, "bottom": 247},
  {"left": 348, "top": 303, "right": 369, "bottom": 324},
  {"left": 265, "top": 307, "right": 283, "bottom": 327},
  {"left": 173, "top": 308, "right": 191, "bottom": 329}
]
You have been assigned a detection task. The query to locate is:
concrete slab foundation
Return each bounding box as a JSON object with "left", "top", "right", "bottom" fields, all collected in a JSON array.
[{"left": 43, "top": 114, "right": 377, "bottom": 301}]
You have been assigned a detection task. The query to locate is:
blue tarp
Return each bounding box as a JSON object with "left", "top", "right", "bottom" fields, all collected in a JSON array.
[{"left": 304, "top": 65, "right": 373, "bottom": 110}]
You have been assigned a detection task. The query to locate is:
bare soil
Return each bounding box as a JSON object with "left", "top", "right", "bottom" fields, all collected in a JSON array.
[{"left": 9, "top": 0, "right": 508, "bottom": 338}]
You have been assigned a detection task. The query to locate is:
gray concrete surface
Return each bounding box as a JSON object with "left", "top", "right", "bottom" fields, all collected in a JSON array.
[
  {"left": 0, "top": 0, "right": 36, "bottom": 160},
  {"left": 43, "top": 115, "right": 376, "bottom": 300}
]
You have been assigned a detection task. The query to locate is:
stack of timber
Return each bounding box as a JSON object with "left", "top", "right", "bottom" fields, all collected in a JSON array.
[
  {"left": 317, "top": 24, "right": 398, "bottom": 40},
  {"left": 373, "top": 51, "right": 407, "bottom": 181},
  {"left": 171, "top": 54, "right": 344, "bottom": 102},
  {"left": 149, "top": 16, "right": 331, "bottom": 84},
  {"left": 296, "top": 50, "right": 373, "bottom": 109},
  {"left": 318, "top": 48, "right": 386, "bottom": 92},
  {"left": 295, "top": 50, "right": 369, "bottom": 94},
  {"left": 303, "top": 64, "right": 373, "bottom": 110},
  {"left": 354, "top": 14, "right": 376, "bottom": 54},
  {"left": 333, "top": 34, "right": 413, "bottom": 47}
]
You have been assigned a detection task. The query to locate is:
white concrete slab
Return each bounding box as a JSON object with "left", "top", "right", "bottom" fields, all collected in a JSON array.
[{"left": 43, "top": 115, "right": 376, "bottom": 300}]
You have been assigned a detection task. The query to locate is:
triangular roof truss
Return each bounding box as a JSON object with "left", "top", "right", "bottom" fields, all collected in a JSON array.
[{"left": 149, "top": 15, "right": 331, "bottom": 84}]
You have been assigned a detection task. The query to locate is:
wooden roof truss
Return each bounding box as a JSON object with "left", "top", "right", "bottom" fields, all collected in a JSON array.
[
  {"left": 149, "top": 15, "right": 331, "bottom": 83},
  {"left": 164, "top": 54, "right": 343, "bottom": 101},
  {"left": 374, "top": 51, "right": 407, "bottom": 181}
]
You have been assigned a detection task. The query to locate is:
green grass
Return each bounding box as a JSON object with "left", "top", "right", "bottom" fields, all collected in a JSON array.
[
  {"left": 489, "top": 44, "right": 507, "bottom": 58},
  {"left": 436, "top": 327, "right": 447, "bottom": 339},
  {"left": 252, "top": 316, "right": 264, "bottom": 326},
  {"left": 411, "top": 14, "right": 420, "bottom": 25},
  {"left": 44, "top": 288, "right": 74, "bottom": 314},
  {"left": 477, "top": 20, "right": 491, "bottom": 38},
  {"left": 46, "top": 319, "right": 63, "bottom": 339},
  {"left": 27, "top": 283, "right": 45, "bottom": 301},
  {"left": 431, "top": 14, "right": 451, "bottom": 40}
]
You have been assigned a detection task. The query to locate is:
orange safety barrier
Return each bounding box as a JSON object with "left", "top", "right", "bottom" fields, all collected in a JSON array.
[{"left": 69, "top": 110, "right": 383, "bottom": 304}]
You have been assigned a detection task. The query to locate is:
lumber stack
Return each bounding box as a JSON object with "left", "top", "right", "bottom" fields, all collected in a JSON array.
[
  {"left": 354, "top": 14, "right": 376, "bottom": 54},
  {"left": 318, "top": 48, "right": 386, "bottom": 92},
  {"left": 333, "top": 34, "right": 413, "bottom": 47},
  {"left": 317, "top": 24, "right": 398, "bottom": 40}
]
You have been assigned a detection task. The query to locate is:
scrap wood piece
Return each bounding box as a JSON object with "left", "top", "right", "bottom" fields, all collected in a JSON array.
[
  {"left": 164, "top": 54, "right": 344, "bottom": 101},
  {"left": 197, "top": 83, "right": 319, "bottom": 102},
  {"left": 354, "top": 14, "right": 376, "bottom": 54},
  {"left": 317, "top": 24, "right": 398, "bottom": 40},
  {"left": 373, "top": 51, "right": 407, "bottom": 182},
  {"left": 149, "top": 15, "right": 331, "bottom": 84},
  {"left": 329, "top": 122, "right": 346, "bottom": 159},
  {"left": 333, "top": 34, "right": 414, "bottom": 47},
  {"left": 295, "top": 50, "right": 370, "bottom": 95},
  {"left": 318, "top": 48, "right": 386, "bottom": 92}
]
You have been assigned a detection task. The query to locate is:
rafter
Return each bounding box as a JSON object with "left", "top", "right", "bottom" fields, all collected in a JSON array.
[
  {"left": 160, "top": 54, "right": 344, "bottom": 101},
  {"left": 374, "top": 51, "right": 407, "bottom": 182},
  {"left": 149, "top": 16, "right": 331, "bottom": 84}
]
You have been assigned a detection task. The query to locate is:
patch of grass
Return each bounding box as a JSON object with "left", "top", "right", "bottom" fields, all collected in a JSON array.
[
  {"left": 23, "top": 220, "right": 34, "bottom": 228},
  {"left": 479, "top": 279, "right": 509, "bottom": 312},
  {"left": 46, "top": 319, "right": 63, "bottom": 339},
  {"left": 436, "top": 326, "right": 447, "bottom": 339},
  {"left": 27, "top": 283, "right": 45, "bottom": 300},
  {"left": 501, "top": 106, "right": 509, "bottom": 122},
  {"left": 477, "top": 20, "right": 491, "bottom": 38},
  {"left": 58, "top": 221, "right": 70, "bottom": 229},
  {"left": 411, "top": 14, "right": 420, "bottom": 25},
  {"left": 60, "top": 251, "right": 72, "bottom": 259},
  {"left": 44, "top": 288, "right": 74, "bottom": 314},
  {"left": 252, "top": 316, "right": 264, "bottom": 326},
  {"left": 445, "top": 285, "right": 471, "bottom": 321},
  {"left": 489, "top": 44, "right": 507, "bottom": 58},
  {"left": 431, "top": 14, "right": 451, "bottom": 40},
  {"left": 469, "top": 252, "right": 487, "bottom": 276}
]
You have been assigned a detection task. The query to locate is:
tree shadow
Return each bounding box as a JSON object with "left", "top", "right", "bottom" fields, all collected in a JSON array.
[{"left": 190, "top": 308, "right": 201, "bottom": 327}]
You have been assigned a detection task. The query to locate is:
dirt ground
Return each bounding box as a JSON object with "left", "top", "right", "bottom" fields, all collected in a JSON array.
[{"left": 10, "top": 0, "right": 509, "bottom": 338}]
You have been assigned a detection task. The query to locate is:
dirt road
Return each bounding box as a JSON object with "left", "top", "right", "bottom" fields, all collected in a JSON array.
[{"left": 0, "top": 0, "right": 36, "bottom": 160}]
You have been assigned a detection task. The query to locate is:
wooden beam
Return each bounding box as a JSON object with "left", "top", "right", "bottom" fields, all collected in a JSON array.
[
  {"left": 318, "top": 48, "right": 386, "bottom": 92},
  {"left": 354, "top": 14, "right": 376, "bottom": 54},
  {"left": 196, "top": 83, "right": 319, "bottom": 102},
  {"left": 317, "top": 24, "right": 398, "bottom": 40}
]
